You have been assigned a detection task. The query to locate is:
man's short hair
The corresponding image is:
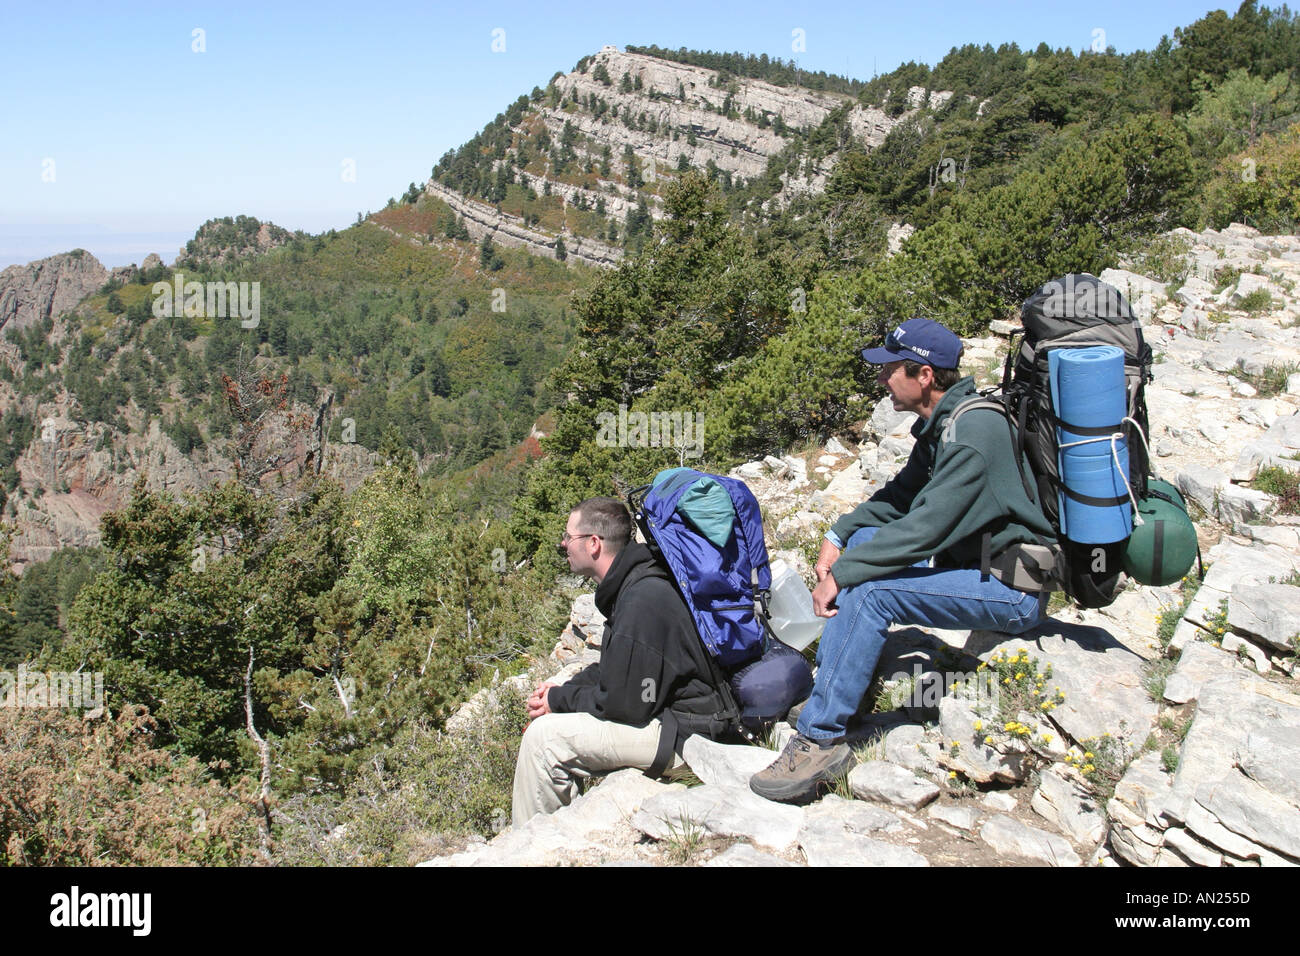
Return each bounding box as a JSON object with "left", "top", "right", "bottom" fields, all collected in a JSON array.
[
  {"left": 902, "top": 359, "right": 962, "bottom": 391},
  {"left": 571, "top": 497, "right": 633, "bottom": 556}
]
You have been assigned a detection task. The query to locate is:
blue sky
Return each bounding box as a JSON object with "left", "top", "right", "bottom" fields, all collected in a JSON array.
[{"left": 1, "top": 0, "right": 1228, "bottom": 268}]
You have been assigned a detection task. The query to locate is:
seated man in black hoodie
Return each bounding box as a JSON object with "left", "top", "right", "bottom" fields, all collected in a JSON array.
[{"left": 512, "top": 496, "right": 731, "bottom": 826}]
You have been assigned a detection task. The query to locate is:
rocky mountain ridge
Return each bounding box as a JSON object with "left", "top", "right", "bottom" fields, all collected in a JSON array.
[
  {"left": 0, "top": 251, "right": 111, "bottom": 335},
  {"left": 0, "top": 245, "right": 388, "bottom": 569},
  {"left": 429, "top": 223, "right": 1300, "bottom": 867},
  {"left": 425, "top": 46, "right": 929, "bottom": 265}
]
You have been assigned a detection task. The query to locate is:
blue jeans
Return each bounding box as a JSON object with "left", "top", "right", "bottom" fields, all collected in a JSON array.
[{"left": 797, "top": 526, "right": 1045, "bottom": 741}]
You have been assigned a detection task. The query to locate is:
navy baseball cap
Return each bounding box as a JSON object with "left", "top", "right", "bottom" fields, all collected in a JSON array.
[{"left": 860, "top": 318, "right": 963, "bottom": 369}]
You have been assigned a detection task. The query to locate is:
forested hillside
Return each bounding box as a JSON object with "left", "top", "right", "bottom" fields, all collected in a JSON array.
[{"left": 2, "top": 1, "right": 1298, "bottom": 865}]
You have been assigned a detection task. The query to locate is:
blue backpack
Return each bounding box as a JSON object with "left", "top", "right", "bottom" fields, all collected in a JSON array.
[{"left": 628, "top": 468, "right": 813, "bottom": 734}]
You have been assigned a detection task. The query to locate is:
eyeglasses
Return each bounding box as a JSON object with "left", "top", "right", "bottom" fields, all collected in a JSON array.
[{"left": 560, "top": 532, "right": 601, "bottom": 545}]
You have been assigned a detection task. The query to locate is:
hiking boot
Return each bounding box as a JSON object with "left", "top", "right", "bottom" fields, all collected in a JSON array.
[{"left": 749, "top": 732, "right": 854, "bottom": 804}]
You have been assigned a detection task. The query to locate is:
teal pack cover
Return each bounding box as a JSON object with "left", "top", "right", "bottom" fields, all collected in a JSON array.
[{"left": 653, "top": 467, "right": 735, "bottom": 547}]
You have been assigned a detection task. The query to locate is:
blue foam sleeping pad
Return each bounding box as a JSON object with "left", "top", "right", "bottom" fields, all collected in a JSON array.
[{"left": 1049, "top": 346, "right": 1133, "bottom": 544}]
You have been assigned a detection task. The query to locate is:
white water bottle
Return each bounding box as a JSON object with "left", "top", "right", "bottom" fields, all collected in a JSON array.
[{"left": 765, "top": 560, "right": 824, "bottom": 651}]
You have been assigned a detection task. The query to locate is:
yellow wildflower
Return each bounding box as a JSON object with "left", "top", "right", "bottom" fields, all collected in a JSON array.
[{"left": 973, "top": 720, "right": 983, "bottom": 732}]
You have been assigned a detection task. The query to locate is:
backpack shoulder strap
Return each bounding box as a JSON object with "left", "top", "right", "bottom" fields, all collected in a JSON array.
[
  {"left": 939, "top": 396, "right": 1010, "bottom": 446},
  {"left": 939, "top": 394, "right": 1058, "bottom": 579}
]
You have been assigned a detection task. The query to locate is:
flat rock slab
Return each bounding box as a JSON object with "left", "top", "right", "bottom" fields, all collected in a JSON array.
[
  {"left": 1228, "top": 583, "right": 1300, "bottom": 652},
  {"left": 682, "top": 735, "right": 779, "bottom": 789},
  {"left": 1164, "top": 640, "right": 1249, "bottom": 704},
  {"left": 1096, "top": 584, "right": 1179, "bottom": 657},
  {"left": 1164, "top": 673, "right": 1300, "bottom": 863},
  {"left": 819, "top": 465, "right": 873, "bottom": 512},
  {"left": 885, "top": 723, "right": 942, "bottom": 776},
  {"left": 849, "top": 760, "right": 941, "bottom": 810},
  {"left": 703, "top": 843, "right": 799, "bottom": 867},
  {"left": 430, "top": 769, "right": 678, "bottom": 866},
  {"left": 804, "top": 794, "right": 908, "bottom": 835},
  {"left": 1164, "top": 676, "right": 1300, "bottom": 827},
  {"left": 1031, "top": 766, "right": 1107, "bottom": 846},
  {"left": 1161, "top": 826, "right": 1224, "bottom": 867},
  {"left": 999, "top": 623, "right": 1157, "bottom": 748},
  {"left": 547, "top": 768, "right": 679, "bottom": 842},
  {"left": 1239, "top": 723, "right": 1300, "bottom": 807},
  {"left": 1108, "top": 752, "right": 1173, "bottom": 832},
  {"left": 980, "top": 814, "right": 1082, "bottom": 867},
  {"left": 798, "top": 796, "right": 927, "bottom": 867},
  {"left": 983, "top": 791, "right": 1019, "bottom": 813},
  {"left": 1171, "top": 542, "right": 1300, "bottom": 652},
  {"left": 1194, "top": 771, "right": 1300, "bottom": 861},
  {"left": 929, "top": 804, "right": 980, "bottom": 831},
  {"left": 938, "top": 694, "right": 1031, "bottom": 784},
  {"left": 632, "top": 784, "right": 805, "bottom": 852}
]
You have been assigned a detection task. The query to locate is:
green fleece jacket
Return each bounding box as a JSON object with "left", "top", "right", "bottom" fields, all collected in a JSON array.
[{"left": 830, "top": 377, "right": 1054, "bottom": 588}]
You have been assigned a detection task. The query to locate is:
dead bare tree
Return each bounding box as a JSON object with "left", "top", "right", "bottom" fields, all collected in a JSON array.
[
  {"left": 245, "top": 645, "right": 274, "bottom": 864},
  {"left": 220, "top": 346, "right": 312, "bottom": 492}
]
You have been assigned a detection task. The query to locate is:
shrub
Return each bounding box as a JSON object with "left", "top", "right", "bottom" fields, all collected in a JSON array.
[
  {"left": 1240, "top": 361, "right": 1300, "bottom": 397},
  {"left": 1253, "top": 465, "right": 1300, "bottom": 514},
  {"left": 1127, "top": 234, "right": 1193, "bottom": 285},
  {"left": 1238, "top": 287, "right": 1277, "bottom": 314},
  {"left": 0, "top": 705, "right": 260, "bottom": 865},
  {"left": 274, "top": 686, "right": 529, "bottom": 866},
  {"left": 1064, "top": 732, "right": 1128, "bottom": 803}
]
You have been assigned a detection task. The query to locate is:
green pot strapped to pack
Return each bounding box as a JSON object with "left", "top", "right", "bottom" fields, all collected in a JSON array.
[{"left": 1122, "top": 479, "right": 1202, "bottom": 587}]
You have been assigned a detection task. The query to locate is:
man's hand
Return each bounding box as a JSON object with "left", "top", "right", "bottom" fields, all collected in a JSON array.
[
  {"left": 811, "top": 571, "right": 840, "bottom": 618},
  {"left": 526, "top": 682, "right": 555, "bottom": 719},
  {"left": 814, "top": 538, "right": 841, "bottom": 583}
]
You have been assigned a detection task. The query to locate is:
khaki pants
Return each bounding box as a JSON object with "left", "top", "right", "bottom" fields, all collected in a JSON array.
[{"left": 511, "top": 712, "right": 683, "bottom": 827}]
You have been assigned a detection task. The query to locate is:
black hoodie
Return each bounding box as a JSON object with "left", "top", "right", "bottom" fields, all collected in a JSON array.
[{"left": 547, "top": 542, "right": 732, "bottom": 742}]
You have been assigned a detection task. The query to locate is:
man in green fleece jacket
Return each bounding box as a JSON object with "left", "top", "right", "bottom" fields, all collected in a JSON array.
[{"left": 751, "top": 318, "right": 1055, "bottom": 804}]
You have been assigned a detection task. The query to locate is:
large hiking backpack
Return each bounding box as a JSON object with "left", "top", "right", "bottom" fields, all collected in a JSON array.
[
  {"left": 1010, "top": 274, "right": 1155, "bottom": 606},
  {"left": 944, "top": 274, "right": 1156, "bottom": 608},
  {"left": 627, "top": 468, "right": 813, "bottom": 735}
]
